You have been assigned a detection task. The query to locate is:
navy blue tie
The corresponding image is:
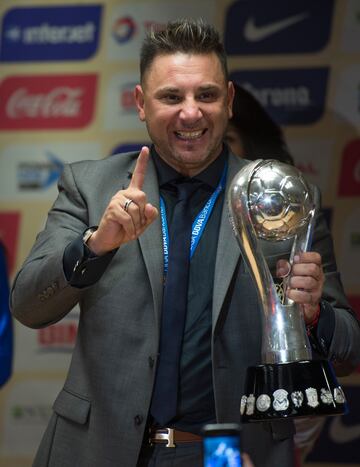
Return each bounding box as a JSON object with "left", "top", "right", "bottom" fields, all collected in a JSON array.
[{"left": 150, "top": 180, "right": 196, "bottom": 426}]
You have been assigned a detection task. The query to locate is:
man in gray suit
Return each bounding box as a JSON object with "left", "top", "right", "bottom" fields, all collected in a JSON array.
[{"left": 11, "top": 19, "right": 360, "bottom": 467}]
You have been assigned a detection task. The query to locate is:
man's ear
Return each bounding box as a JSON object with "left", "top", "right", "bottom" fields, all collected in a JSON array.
[
  {"left": 134, "top": 84, "right": 146, "bottom": 121},
  {"left": 227, "top": 81, "right": 235, "bottom": 119}
]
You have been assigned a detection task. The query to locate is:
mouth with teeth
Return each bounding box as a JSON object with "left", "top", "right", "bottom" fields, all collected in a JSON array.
[{"left": 175, "top": 129, "right": 207, "bottom": 140}]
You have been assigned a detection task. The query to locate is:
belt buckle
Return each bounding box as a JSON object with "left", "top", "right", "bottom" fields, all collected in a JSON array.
[{"left": 153, "top": 427, "right": 176, "bottom": 448}]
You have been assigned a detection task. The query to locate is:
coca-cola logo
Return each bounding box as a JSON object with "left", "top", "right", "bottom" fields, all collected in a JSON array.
[
  {"left": 7, "top": 87, "right": 83, "bottom": 118},
  {"left": 0, "top": 74, "right": 97, "bottom": 129}
]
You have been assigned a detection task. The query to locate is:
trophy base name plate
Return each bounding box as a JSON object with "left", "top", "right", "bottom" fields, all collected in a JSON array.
[{"left": 240, "top": 359, "right": 347, "bottom": 422}]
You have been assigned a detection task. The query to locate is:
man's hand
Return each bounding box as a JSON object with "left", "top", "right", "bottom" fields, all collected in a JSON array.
[
  {"left": 242, "top": 452, "right": 255, "bottom": 467},
  {"left": 88, "top": 146, "right": 158, "bottom": 255},
  {"left": 277, "top": 252, "right": 324, "bottom": 324}
]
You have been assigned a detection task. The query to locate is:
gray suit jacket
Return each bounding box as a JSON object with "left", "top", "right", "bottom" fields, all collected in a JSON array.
[{"left": 11, "top": 151, "right": 360, "bottom": 467}]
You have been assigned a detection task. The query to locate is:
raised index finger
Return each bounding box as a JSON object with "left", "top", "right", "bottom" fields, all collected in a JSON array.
[{"left": 129, "top": 146, "right": 150, "bottom": 190}]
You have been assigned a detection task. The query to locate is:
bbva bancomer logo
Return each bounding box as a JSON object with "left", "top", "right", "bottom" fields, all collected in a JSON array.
[{"left": 0, "top": 5, "right": 102, "bottom": 61}]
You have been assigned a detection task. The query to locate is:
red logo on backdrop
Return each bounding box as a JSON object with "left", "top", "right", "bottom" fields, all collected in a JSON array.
[
  {"left": 0, "top": 212, "right": 21, "bottom": 275},
  {"left": 348, "top": 296, "right": 360, "bottom": 373},
  {"left": 143, "top": 21, "right": 167, "bottom": 33},
  {"left": 348, "top": 295, "right": 360, "bottom": 321},
  {"left": 0, "top": 74, "right": 97, "bottom": 130},
  {"left": 121, "top": 89, "right": 136, "bottom": 111},
  {"left": 120, "top": 83, "right": 137, "bottom": 112},
  {"left": 38, "top": 321, "right": 78, "bottom": 351},
  {"left": 296, "top": 162, "right": 319, "bottom": 177},
  {"left": 338, "top": 140, "right": 360, "bottom": 196}
]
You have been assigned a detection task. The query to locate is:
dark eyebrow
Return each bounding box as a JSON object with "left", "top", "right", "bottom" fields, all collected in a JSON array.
[
  {"left": 155, "top": 86, "right": 180, "bottom": 94},
  {"left": 155, "top": 84, "right": 222, "bottom": 94},
  {"left": 198, "top": 84, "right": 221, "bottom": 92}
]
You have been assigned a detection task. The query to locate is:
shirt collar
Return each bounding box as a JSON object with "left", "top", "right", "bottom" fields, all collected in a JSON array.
[{"left": 151, "top": 144, "right": 228, "bottom": 190}]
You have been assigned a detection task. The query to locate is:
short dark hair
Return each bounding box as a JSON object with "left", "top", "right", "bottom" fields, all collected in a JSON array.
[{"left": 140, "top": 18, "right": 228, "bottom": 84}]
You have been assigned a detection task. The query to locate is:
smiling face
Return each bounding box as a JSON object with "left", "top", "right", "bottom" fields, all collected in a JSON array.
[{"left": 135, "top": 52, "right": 234, "bottom": 177}]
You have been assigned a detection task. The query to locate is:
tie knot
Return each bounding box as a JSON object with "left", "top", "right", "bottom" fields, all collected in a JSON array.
[{"left": 176, "top": 180, "right": 198, "bottom": 201}]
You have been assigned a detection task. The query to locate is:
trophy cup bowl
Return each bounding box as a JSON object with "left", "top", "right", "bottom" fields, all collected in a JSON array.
[{"left": 228, "top": 159, "right": 347, "bottom": 422}]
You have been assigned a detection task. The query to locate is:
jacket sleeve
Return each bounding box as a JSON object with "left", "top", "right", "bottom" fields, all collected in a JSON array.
[
  {"left": 310, "top": 191, "right": 360, "bottom": 375},
  {"left": 10, "top": 163, "right": 115, "bottom": 329}
]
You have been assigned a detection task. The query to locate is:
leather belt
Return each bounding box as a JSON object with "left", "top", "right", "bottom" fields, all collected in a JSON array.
[{"left": 149, "top": 427, "right": 202, "bottom": 448}]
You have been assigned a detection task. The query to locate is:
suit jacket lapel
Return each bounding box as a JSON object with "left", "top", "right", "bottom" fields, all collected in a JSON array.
[
  {"left": 212, "top": 153, "right": 248, "bottom": 329},
  {"left": 134, "top": 156, "right": 164, "bottom": 331},
  {"left": 127, "top": 151, "right": 249, "bottom": 332}
]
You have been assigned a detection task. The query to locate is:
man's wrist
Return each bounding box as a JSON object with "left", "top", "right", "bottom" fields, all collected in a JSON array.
[
  {"left": 306, "top": 303, "right": 321, "bottom": 335},
  {"left": 82, "top": 226, "right": 101, "bottom": 257},
  {"left": 83, "top": 227, "right": 110, "bottom": 256},
  {"left": 83, "top": 226, "right": 97, "bottom": 245}
]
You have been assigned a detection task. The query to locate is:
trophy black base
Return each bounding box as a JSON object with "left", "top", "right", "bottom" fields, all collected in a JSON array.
[{"left": 241, "top": 360, "right": 347, "bottom": 422}]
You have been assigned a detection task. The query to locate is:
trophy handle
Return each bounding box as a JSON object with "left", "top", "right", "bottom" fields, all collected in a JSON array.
[{"left": 283, "top": 184, "right": 318, "bottom": 306}]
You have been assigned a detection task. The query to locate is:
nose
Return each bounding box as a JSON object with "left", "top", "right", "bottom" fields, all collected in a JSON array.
[{"left": 179, "top": 98, "right": 202, "bottom": 125}]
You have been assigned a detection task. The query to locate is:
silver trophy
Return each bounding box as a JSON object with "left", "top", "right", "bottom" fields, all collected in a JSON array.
[{"left": 228, "top": 159, "right": 347, "bottom": 421}]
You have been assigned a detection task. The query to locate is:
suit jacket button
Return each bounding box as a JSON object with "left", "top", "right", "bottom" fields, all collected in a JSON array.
[
  {"left": 148, "top": 356, "right": 155, "bottom": 368},
  {"left": 134, "top": 414, "right": 143, "bottom": 425}
]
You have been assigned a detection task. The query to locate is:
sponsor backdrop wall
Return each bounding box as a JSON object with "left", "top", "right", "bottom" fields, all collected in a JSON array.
[{"left": 0, "top": 0, "right": 359, "bottom": 466}]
